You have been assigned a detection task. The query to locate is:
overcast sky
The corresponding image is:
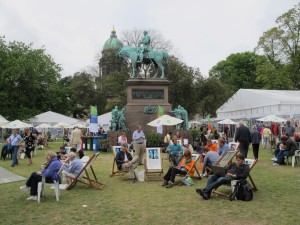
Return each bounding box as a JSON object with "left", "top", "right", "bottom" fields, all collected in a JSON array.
[{"left": 1, "top": 0, "right": 298, "bottom": 77}]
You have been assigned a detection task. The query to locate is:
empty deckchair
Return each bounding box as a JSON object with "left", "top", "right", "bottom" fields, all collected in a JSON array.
[
  {"left": 66, "top": 153, "right": 104, "bottom": 190},
  {"left": 144, "top": 148, "right": 163, "bottom": 181}
]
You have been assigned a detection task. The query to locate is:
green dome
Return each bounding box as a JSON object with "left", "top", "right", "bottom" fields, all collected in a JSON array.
[{"left": 103, "top": 27, "right": 123, "bottom": 50}]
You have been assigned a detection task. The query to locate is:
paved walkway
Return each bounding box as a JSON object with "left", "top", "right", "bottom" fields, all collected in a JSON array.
[{"left": 0, "top": 167, "right": 26, "bottom": 184}]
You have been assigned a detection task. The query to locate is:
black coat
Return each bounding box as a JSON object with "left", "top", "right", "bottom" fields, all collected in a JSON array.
[
  {"left": 235, "top": 125, "right": 252, "bottom": 143},
  {"left": 284, "top": 138, "right": 298, "bottom": 156},
  {"left": 116, "top": 151, "right": 133, "bottom": 170}
]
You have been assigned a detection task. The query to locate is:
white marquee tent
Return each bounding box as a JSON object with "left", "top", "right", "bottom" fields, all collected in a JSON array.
[
  {"left": 216, "top": 89, "right": 300, "bottom": 120},
  {"left": 29, "top": 111, "right": 79, "bottom": 126}
]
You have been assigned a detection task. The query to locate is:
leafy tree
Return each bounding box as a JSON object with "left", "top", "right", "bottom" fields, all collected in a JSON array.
[
  {"left": 255, "top": 3, "right": 300, "bottom": 89},
  {"left": 209, "top": 52, "right": 264, "bottom": 92},
  {"left": 0, "top": 37, "right": 62, "bottom": 120},
  {"left": 96, "top": 67, "right": 130, "bottom": 112},
  {"left": 168, "top": 57, "right": 200, "bottom": 118},
  {"left": 69, "top": 72, "right": 98, "bottom": 119},
  {"left": 120, "top": 28, "right": 173, "bottom": 52},
  {"left": 194, "top": 76, "right": 234, "bottom": 118}
]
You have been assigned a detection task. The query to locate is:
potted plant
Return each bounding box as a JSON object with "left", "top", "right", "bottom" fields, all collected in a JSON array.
[{"left": 146, "top": 132, "right": 161, "bottom": 147}]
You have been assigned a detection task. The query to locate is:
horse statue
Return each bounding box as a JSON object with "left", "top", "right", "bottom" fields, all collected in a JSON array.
[{"left": 118, "top": 46, "right": 170, "bottom": 78}]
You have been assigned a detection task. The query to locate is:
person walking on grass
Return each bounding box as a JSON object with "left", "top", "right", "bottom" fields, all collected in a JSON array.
[
  {"left": 251, "top": 125, "right": 261, "bottom": 160},
  {"left": 8, "top": 129, "right": 23, "bottom": 167},
  {"left": 24, "top": 127, "right": 37, "bottom": 166}
]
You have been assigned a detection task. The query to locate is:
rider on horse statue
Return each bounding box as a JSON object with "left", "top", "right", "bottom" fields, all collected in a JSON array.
[{"left": 138, "top": 30, "right": 153, "bottom": 63}]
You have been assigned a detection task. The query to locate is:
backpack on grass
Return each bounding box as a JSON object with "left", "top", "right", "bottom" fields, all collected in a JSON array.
[{"left": 230, "top": 179, "right": 253, "bottom": 201}]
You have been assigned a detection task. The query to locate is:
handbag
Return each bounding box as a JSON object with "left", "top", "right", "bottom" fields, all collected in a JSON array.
[{"left": 181, "top": 175, "right": 194, "bottom": 186}]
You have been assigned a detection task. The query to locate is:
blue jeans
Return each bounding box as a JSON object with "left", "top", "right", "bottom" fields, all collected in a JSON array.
[
  {"left": 276, "top": 150, "right": 289, "bottom": 165},
  {"left": 203, "top": 174, "right": 232, "bottom": 194},
  {"left": 12, "top": 146, "right": 19, "bottom": 166},
  {"left": 169, "top": 153, "right": 182, "bottom": 166}
]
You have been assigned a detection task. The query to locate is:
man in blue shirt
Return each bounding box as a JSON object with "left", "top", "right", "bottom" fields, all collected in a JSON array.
[
  {"left": 62, "top": 152, "right": 84, "bottom": 186},
  {"left": 217, "top": 138, "right": 231, "bottom": 156},
  {"left": 166, "top": 136, "right": 183, "bottom": 166},
  {"left": 132, "top": 125, "right": 146, "bottom": 165},
  {"left": 8, "top": 129, "right": 24, "bottom": 167}
]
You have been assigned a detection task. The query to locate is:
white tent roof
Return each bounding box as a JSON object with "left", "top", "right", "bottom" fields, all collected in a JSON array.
[
  {"left": 217, "top": 89, "right": 300, "bottom": 119},
  {"left": 29, "top": 111, "right": 79, "bottom": 125},
  {"left": 0, "top": 115, "right": 9, "bottom": 125}
]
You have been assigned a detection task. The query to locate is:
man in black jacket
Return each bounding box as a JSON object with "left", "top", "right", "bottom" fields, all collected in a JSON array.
[
  {"left": 235, "top": 121, "right": 252, "bottom": 158},
  {"left": 116, "top": 144, "right": 138, "bottom": 183},
  {"left": 196, "top": 153, "right": 250, "bottom": 200}
]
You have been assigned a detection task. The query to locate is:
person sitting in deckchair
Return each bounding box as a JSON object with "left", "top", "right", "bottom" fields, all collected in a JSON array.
[
  {"left": 162, "top": 148, "right": 195, "bottom": 188},
  {"left": 205, "top": 139, "right": 218, "bottom": 152},
  {"left": 201, "top": 147, "right": 220, "bottom": 176},
  {"left": 116, "top": 144, "right": 139, "bottom": 183},
  {"left": 196, "top": 153, "right": 249, "bottom": 200},
  {"left": 62, "top": 152, "right": 84, "bottom": 186},
  {"left": 166, "top": 135, "right": 183, "bottom": 166}
]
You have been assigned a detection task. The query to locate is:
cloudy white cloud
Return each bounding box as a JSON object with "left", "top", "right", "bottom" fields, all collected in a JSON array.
[{"left": 0, "top": 0, "right": 298, "bottom": 77}]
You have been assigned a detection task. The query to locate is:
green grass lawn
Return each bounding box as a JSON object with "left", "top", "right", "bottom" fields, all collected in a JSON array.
[{"left": 0, "top": 142, "right": 299, "bottom": 225}]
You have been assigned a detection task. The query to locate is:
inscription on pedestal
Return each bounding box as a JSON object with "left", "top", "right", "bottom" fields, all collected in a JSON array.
[{"left": 132, "top": 89, "right": 164, "bottom": 99}]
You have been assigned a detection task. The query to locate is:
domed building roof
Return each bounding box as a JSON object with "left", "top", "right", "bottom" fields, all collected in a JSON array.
[{"left": 103, "top": 26, "right": 123, "bottom": 51}]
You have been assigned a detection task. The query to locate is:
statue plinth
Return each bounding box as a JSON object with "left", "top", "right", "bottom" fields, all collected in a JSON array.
[{"left": 124, "top": 78, "right": 173, "bottom": 132}]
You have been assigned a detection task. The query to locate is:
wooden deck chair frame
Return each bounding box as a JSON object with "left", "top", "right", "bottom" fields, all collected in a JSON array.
[
  {"left": 66, "top": 153, "right": 104, "bottom": 190},
  {"left": 110, "top": 146, "right": 128, "bottom": 178},
  {"left": 144, "top": 147, "right": 163, "bottom": 181},
  {"left": 191, "top": 153, "right": 202, "bottom": 179},
  {"left": 215, "top": 150, "right": 239, "bottom": 168},
  {"left": 176, "top": 154, "right": 202, "bottom": 184},
  {"left": 212, "top": 158, "right": 258, "bottom": 197}
]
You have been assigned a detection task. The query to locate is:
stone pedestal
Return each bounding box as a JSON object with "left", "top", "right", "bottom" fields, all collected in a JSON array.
[{"left": 124, "top": 78, "right": 172, "bottom": 133}]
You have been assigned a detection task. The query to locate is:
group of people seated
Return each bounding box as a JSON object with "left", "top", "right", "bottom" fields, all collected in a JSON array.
[{"left": 19, "top": 145, "right": 85, "bottom": 201}]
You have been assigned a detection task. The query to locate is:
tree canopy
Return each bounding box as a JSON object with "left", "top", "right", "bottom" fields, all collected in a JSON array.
[
  {"left": 255, "top": 3, "right": 300, "bottom": 89},
  {"left": 0, "top": 37, "right": 62, "bottom": 120}
]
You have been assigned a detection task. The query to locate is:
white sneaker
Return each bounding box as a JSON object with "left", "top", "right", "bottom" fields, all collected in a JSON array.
[
  {"left": 27, "top": 196, "right": 37, "bottom": 201},
  {"left": 271, "top": 157, "right": 277, "bottom": 161},
  {"left": 20, "top": 186, "right": 29, "bottom": 192}
]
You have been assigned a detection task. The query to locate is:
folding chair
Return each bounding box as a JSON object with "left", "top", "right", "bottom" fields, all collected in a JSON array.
[
  {"left": 144, "top": 148, "right": 163, "bottom": 181},
  {"left": 228, "top": 142, "right": 239, "bottom": 151},
  {"left": 285, "top": 150, "right": 300, "bottom": 167},
  {"left": 212, "top": 158, "right": 258, "bottom": 197},
  {"left": 215, "top": 150, "right": 239, "bottom": 168},
  {"left": 191, "top": 153, "right": 202, "bottom": 179},
  {"left": 37, "top": 164, "right": 65, "bottom": 203},
  {"left": 110, "top": 146, "right": 129, "bottom": 178},
  {"left": 66, "top": 153, "right": 104, "bottom": 190}
]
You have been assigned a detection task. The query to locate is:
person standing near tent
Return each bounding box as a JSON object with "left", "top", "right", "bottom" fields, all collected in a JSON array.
[
  {"left": 8, "top": 129, "right": 24, "bottom": 167},
  {"left": 70, "top": 126, "right": 82, "bottom": 151},
  {"left": 235, "top": 121, "right": 251, "bottom": 158},
  {"left": 24, "top": 128, "right": 37, "bottom": 166},
  {"left": 251, "top": 125, "right": 261, "bottom": 160},
  {"left": 262, "top": 125, "right": 272, "bottom": 149}
]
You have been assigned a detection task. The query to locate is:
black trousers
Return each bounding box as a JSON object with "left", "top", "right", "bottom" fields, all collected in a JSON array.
[
  {"left": 163, "top": 167, "right": 187, "bottom": 183},
  {"left": 239, "top": 142, "right": 249, "bottom": 158},
  {"left": 252, "top": 144, "right": 260, "bottom": 159},
  {"left": 26, "top": 172, "right": 53, "bottom": 196}
]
